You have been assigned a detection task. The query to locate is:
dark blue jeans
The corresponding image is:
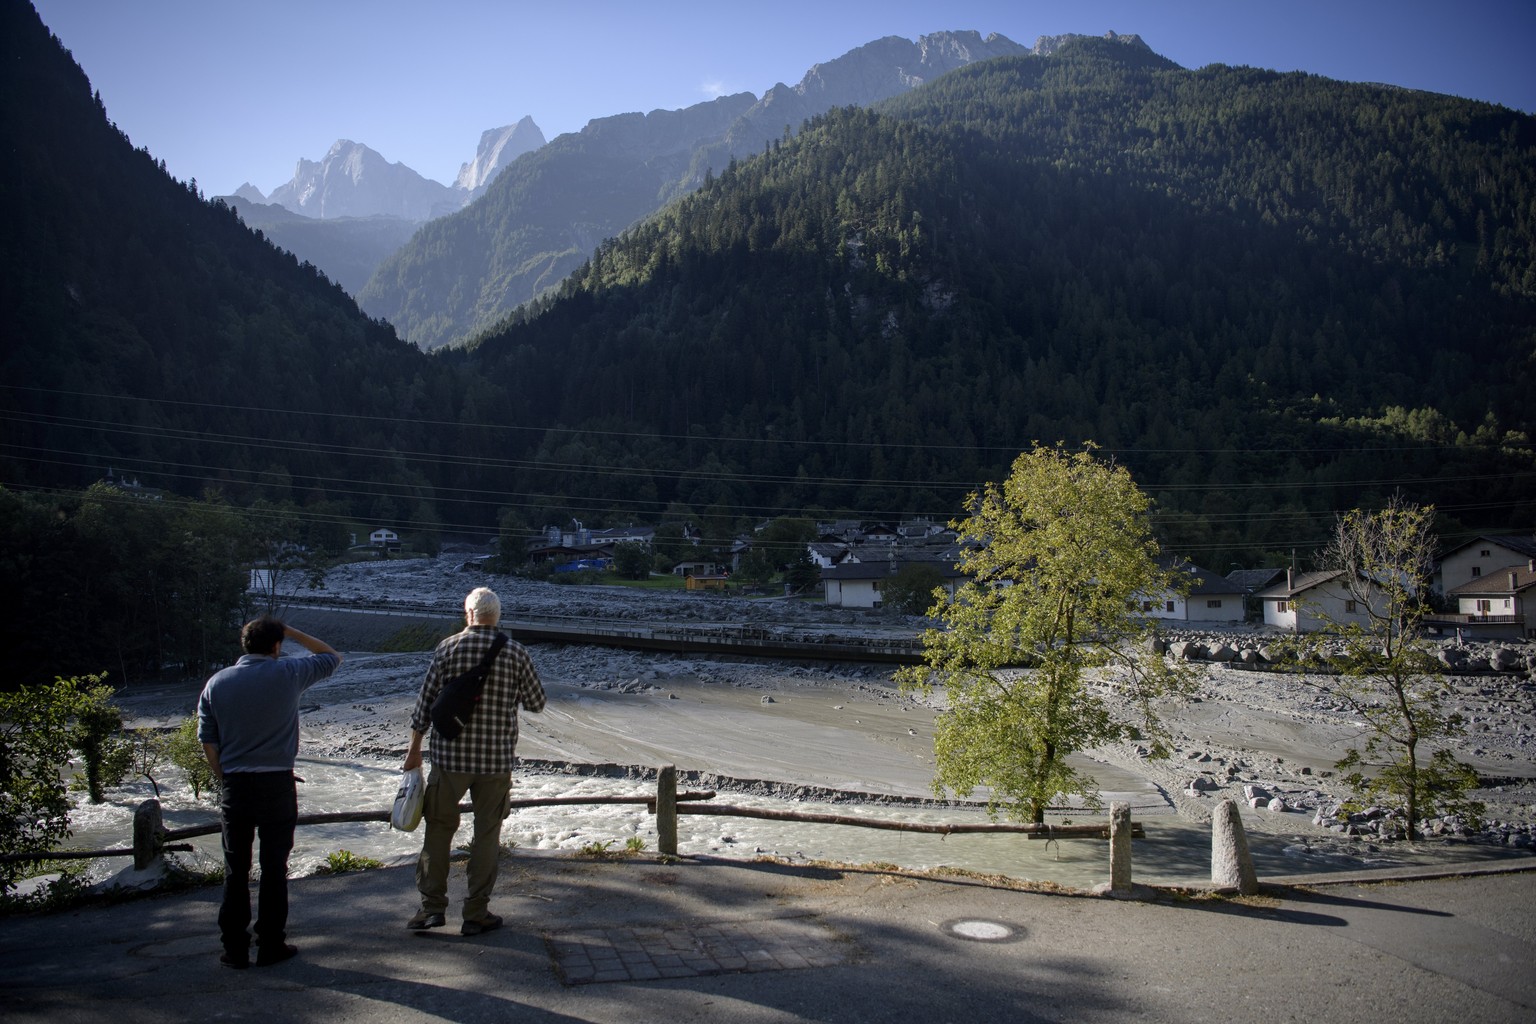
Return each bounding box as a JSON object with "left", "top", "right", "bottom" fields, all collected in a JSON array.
[{"left": 218, "top": 771, "right": 297, "bottom": 955}]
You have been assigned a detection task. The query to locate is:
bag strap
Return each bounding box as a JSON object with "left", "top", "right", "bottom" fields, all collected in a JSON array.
[{"left": 467, "top": 631, "right": 508, "bottom": 677}]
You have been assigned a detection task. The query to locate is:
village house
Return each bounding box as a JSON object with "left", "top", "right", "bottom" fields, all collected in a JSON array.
[
  {"left": 369, "top": 527, "right": 400, "bottom": 551},
  {"left": 1436, "top": 534, "right": 1536, "bottom": 595},
  {"left": 1226, "top": 568, "right": 1287, "bottom": 621},
  {"left": 1134, "top": 561, "right": 1248, "bottom": 623},
  {"left": 821, "top": 556, "right": 966, "bottom": 610},
  {"left": 525, "top": 520, "right": 654, "bottom": 565},
  {"left": 1253, "top": 569, "right": 1381, "bottom": 632},
  {"left": 1446, "top": 561, "right": 1536, "bottom": 639}
]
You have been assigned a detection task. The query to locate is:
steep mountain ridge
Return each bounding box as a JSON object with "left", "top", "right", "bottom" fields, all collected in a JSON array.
[
  {"left": 456, "top": 39, "right": 1536, "bottom": 551},
  {"left": 8, "top": 1, "right": 1534, "bottom": 567},
  {"left": 360, "top": 29, "right": 1088, "bottom": 350}
]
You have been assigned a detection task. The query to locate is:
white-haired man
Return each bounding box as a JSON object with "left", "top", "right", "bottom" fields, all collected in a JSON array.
[{"left": 403, "top": 586, "right": 545, "bottom": 935}]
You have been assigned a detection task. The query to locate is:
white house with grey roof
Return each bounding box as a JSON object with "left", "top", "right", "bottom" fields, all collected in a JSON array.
[
  {"left": 1254, "top": 569, "right": 1382, "bottom": 632},
  {"left": 1135, "top": 561, "right": 1248, "bottom": 622}
]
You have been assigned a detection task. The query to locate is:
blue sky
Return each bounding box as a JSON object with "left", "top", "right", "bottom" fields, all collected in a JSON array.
[{"left": 30, "top": 0, "right": 1536, "bottom": 198}]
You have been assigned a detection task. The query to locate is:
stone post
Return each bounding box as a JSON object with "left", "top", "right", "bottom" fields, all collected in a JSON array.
[
  {"left": 1211, "top": 798, "right": 1260, "bottom": 894},
  {"left": 132, "top": 799, "right": 165, "bottom": 871},
  {"left": 1108, "top": 801, "right": 1133, "bottom": 893},
  {"left": 656, "top": 764, "right": 678, "bottom": 857}
]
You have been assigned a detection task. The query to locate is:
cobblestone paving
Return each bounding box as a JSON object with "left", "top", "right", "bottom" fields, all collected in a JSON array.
[{"left": 546, "top": 916, "right": 850, "bottom": 985}]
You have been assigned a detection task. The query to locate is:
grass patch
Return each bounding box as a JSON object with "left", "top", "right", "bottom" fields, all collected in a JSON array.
[
  {"left": 378, "top": 622, "right": 457, "bottom": 652},
  {"left": 318, "top": 850, "right": 385, "bottom": 874},
  {"left": 607, "top": 575, "right": 687, "bottom": 591}
]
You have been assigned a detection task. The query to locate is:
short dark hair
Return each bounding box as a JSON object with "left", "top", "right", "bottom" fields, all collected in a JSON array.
[{"left": 241, "top": 616, "right": 285, "bottom": 655}]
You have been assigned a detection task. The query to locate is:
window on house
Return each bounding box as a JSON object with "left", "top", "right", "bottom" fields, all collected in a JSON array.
[
  {"left": 1345, "top": 600, "right": 1357, "bottom": 613},
  {"left": 1165, "top": 600, "right": 1175, "bottom": 612},
  {"left": 1480, "top": 549, "right": 1491, "bottom": 557},
  {"left": 1141, "top": 601, "right": 1153, "bottom": 612},
  {"left": 1472, "top": 567, "right": 1482, "bottom": 577},
  {"left": 1476, "top": 599, "right": 1491, "bottom": 613},
  {"left": 1207, "top": 600, "right": 1222, "bottom": 608},
  {"left": 1277, "top": 600, "right": 1289, "bottom": 613},
  {"left": 872, "top": 581, "right": 881, "bottom": 591}
]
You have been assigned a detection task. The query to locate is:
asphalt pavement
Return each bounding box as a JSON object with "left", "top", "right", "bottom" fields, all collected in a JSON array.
[{"left": 2, "top": 851, "right": 1533, "bottom": 1024}]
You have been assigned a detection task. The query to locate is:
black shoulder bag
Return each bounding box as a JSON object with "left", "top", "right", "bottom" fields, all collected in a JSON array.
[{"left": 429, "top": 632, "right": 509, "bottom": 740}]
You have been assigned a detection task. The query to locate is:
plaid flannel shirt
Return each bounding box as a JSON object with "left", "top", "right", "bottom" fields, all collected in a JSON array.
[{"left": 409, "top": 625, "right": 545, "bottom": 774}]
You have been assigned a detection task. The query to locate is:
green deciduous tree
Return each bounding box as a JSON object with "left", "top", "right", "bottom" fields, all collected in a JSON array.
[
  {"left": 1298, "top": 497, "right": 1482, "bottom": 839},
  {"left": 66, "top": 674, "right": 133, "bottom": 805},
  {"left": 166, "top": 717, "right": 219, "bottom": 802},
  {"left": 611, "top": 541, "right": 652, "bottom": 580},
  {"left": 734, "top": 547, "right": 777, "bottom": 588},
  {"left": 898, "top": 444, "right": 1195, "bottom": 822},
  {"left": 883, "top": 562, "right": 947, "bottom": 615},
  {"left": 0, "top": 676, "right": 95, "bottom": 888}
]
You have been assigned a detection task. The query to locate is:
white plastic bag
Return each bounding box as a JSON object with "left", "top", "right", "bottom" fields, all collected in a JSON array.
[{"left": 390, "top": 767, "right": 425, "bottom": 832}]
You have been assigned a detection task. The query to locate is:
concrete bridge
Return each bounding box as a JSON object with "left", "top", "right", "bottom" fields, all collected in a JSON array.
[{"left": 280, "top": 597, "right": 926, "bottom": 663}]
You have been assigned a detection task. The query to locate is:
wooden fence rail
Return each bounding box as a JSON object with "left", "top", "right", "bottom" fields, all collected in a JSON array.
[{"left": 7, "top": 768, "right": 1145, "bottom": 892}]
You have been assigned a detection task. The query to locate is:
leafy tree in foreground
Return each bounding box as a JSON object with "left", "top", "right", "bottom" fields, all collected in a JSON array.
[
  {"left": 0, "top": 678, "right": 85, "bottom": 889},
  {"left": 1297, "top": 498, "right": 1482, "bottom": 839},
  {"left": 898, "top": 444, "right": 1195, "bottom": 823}
]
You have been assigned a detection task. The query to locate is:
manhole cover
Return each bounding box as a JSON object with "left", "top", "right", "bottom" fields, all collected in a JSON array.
[{"left": 943, "top": 919, "right": 1024, "bottom": 943}]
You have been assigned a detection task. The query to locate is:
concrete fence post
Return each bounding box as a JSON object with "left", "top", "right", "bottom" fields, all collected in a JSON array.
[
  {"left": 1108, "top": 801, "right": 1133, "bottom": 892},
  {"left": 1211, "top": 797, "right": 1260, "bottom": 894},
  {"left": 132, "top": 799, "right": 165, "bottom": 871},
  {"left": 656, "top": 764, "right": 678, "bottom": 857}
]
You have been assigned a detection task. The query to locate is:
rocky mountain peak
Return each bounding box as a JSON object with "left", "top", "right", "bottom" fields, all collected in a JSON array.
[
  {"left": 266, "top": 139, "right": 459, "bottom": 221},
  {"left": 454, "top": 115, "right": 546, "bottom": 194},
  {"left": 1030, "top": 30, "right": 1151, "bottom": 57}
]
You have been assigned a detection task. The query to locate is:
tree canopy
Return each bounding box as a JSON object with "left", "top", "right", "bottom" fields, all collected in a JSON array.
[{"left": 898, "top": 444, "right": 1196, "bottom": 822}]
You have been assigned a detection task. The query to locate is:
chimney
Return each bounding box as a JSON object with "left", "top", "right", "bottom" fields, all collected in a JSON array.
[{"left": 1286, "top": 567, "right": 1294, "bottom": 591}]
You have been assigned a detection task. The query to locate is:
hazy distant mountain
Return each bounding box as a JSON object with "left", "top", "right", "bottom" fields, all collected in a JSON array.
[
  {"left": 266, "top": 139, "right": 462, "bottom": 220},
  {"left": 361, "top": 29, "right": 1074, "bottom": 349},
  {"left": 231, "top": 182, "right": 268, "bottom": 204},
  {"left": 455, "top": 115, "right": 546, "bottom": 195},
  {"left": 222, "top": 196, "right": 424, "bottom": 295}
]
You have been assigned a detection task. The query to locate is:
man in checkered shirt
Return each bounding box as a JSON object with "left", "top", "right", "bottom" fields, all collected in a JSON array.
[{"left": 403, "top": 586, "right": 546, "bottom": 935}]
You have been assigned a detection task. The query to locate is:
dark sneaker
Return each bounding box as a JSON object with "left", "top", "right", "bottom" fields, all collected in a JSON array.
[
  {"left": 407, "top": 910, "right": 446, "bottom": 931},
  {"left": 461, "top": 913, "right": 502, "bottom": 936},
  {"left": 255, "top": 943, "right": 298, "bottom": 967}
]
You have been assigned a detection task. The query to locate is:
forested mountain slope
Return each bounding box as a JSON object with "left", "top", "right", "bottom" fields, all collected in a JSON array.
[
  {"left": 462, "top": 39, "right": 1536, "bottom": 559},
  {"left": 358, "top": 31, "right": 1043, "bottom": 351},
  {"left": 0, "top": 1, "right": 446, "bottom": 523},
  {"left": 5, "top": 1, "right": 1533, "bottom": 567}
]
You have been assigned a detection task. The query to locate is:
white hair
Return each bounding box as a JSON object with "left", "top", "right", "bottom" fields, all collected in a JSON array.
[{"left": 464, "top": 587, "right": 501, "bottom": 624}]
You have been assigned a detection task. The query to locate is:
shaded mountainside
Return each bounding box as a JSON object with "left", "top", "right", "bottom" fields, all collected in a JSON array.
[
  {"left": 359, "top": 30, "right": 1051, "bottom": 350},
  {"left": 461, "top": 40, "right": 1536, "bottom": 557},
  {"left": 0, "top": 1, "right": 449, "bottom": 519},
  {"left": 5, "top": 0, "right": 1535, "bottom": 568}
]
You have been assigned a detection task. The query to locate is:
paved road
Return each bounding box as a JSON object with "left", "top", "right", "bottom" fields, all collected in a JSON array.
[{"left": 3, "top": 853, "right": 1532, "bottom": 1023}]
